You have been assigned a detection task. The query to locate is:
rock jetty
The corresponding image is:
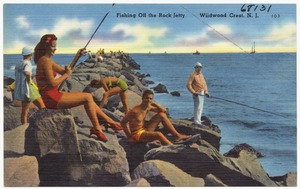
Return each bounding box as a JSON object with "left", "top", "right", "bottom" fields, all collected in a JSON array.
[{"left": 3, "top": 52, "right": 296, "bottom": 186}]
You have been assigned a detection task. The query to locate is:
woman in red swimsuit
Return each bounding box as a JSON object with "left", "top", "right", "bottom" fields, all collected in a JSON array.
[{"left": 34, "top": 34, "right": 122, "bottom": 142}]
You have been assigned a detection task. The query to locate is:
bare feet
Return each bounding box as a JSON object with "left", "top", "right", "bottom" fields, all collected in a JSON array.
[{"left": 175, "top": 134, "right": 191, "bottom": 142}]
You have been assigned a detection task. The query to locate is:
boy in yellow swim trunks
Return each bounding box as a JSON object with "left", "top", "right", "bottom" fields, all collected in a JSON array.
[{"left": 121, "top": 89, "right": 190, "bottom": 145}]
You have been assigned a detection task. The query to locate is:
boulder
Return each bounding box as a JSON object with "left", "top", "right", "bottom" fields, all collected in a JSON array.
[
  {"left": 162, "top": 118, "right": 221, "bottom": 150},
  {"left": 24, "top": 108, "right": 130, "bottom": 186},
  {"left": 170, "top": 91, "right": 180, "bottom": 96},
  {"left": 144, "top": 140, "right": 277, "bottom": 186},
  {"left": 4, "top": 156, "right": 39, "bottom": 187},
  {"left": 4, "top": 123, "right": 28, "bottom": 155},
  {"left": 224, "top": 143, "right": 264, "bottom": 158},
  {"left": 152, "top": 83, "right": 168, "bottom": 93},
  {"left": 4, "top": 104, "right": 22, "bottom": 131},
  {"left": 133, "top": 160, "right": 204, "bottom": 187}
]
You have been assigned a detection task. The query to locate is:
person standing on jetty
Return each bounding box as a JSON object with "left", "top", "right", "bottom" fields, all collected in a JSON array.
[
  {"left": 14, "top": 46, "right": 46, "bottom": 124},
  {"left": 90, "top": 76, "right": 129, "bottom": 114},
  {"left": 120, "top": 89, "right": 191, "bottom": 145},
  {"left": 34, "top": 34, "right": 122, "bottom": 142},
  {"left": 186, "top": 62, "right": 209, "bottom": 125}
]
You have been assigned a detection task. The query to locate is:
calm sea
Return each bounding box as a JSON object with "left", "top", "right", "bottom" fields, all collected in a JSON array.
[{"left": 3, "top": 52, "right": 297, "bottom": 176}]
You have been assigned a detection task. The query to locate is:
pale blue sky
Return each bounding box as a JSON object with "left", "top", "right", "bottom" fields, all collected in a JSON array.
[{"left": 3, "top": 3, "right": 297, "bottom": 54}]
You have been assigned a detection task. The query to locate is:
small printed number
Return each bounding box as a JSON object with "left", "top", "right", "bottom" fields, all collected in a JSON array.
[{"left": 271, "top": 14, "right": 280, "bottom": 18}]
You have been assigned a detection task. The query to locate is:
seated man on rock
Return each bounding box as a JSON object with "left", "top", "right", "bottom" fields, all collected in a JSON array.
[{"left": 121, "top": 89, "right": 191, "bottom": 145}]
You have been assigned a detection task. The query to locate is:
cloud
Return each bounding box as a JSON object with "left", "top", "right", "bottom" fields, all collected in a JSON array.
[
  {"left": 53, "top": 17, "right": 93, "bottom": 37},
  {"left": 174, "top": 24, "right": 232, "bottom": 47},
  {"left": 24, "top": 17, "right": 93, "bottom": 40},
  {"left": 111, "top": 23, "right": 168, "bottom": 45},
  {"left": 15, "top": 16, "right": 30, "bottom": 29},
  {"left": 86, "top": 23, "right": 169, "bottom": 52},
  {"left": 264, "top": 22, "right": 296, "bottom": 45}
]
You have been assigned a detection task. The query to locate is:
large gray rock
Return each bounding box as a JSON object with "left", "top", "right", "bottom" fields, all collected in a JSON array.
[
  {"left": 4, "top": 123, "right": 40, "bottom": 187},
  {"left": 144, "top": 140, "right": 277, "bottom": 186},
  {"left": 4, "top": 156, "right": 39, "bottom": 187},
  {"left": 162, "top": 118, "right": 221, "bottom": 150},
  {"left": 4, "top": 123, "right": 28, "bottom": 155},
  {"left": 25, "top": 108, "right": 130, "bottom": 186},
  {"left": 133, "top": 160, "right": 204, "bottom": 187},
  {"left": 4, "top": 104, "right": 22, "bottom": 131}
]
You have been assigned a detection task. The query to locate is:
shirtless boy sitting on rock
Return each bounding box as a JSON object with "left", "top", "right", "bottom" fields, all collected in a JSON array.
[{"left": 121, "top": 89, "right": 191, "bottom": 145}]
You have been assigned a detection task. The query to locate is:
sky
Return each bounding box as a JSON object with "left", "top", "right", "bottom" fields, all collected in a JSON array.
[{"left": 2, "top": 2, "right": 297, "bottom": 54}]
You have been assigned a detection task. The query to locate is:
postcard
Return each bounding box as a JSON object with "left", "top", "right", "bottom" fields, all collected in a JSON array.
[{"left": 3, "top": 2, "right": 297, "bottom": 187}]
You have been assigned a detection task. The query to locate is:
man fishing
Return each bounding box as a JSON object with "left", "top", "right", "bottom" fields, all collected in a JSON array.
[{"left": 186, "top": 62, "right": 209, "bottom": 125}]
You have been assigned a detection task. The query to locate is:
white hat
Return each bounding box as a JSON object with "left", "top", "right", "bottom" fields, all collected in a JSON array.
[
  {"left": 22, "top": 46, "right": 34, "bottom": 56},
  {"left": 194, "top": 62, "right": 202, "bottom": 68}
]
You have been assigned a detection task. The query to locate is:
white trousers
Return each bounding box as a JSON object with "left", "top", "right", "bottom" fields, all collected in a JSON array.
[{"left": 193, "top": 94, "right": 204, "bottom": 124}]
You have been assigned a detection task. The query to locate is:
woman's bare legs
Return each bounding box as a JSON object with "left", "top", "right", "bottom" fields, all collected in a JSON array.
[{"left": 57, "top": 92, "right": 105, "bottom": 132}]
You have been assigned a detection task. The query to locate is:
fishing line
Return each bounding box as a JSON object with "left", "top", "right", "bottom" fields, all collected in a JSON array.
[
  {"left": 69, "top": 3, "right": 116, "bottom": 69},
  {"left": 209, "top": 95, "right": 295, "bottom": 120},
  {"left": 181, "top": 6, "right": 249, "bottom": 54}
]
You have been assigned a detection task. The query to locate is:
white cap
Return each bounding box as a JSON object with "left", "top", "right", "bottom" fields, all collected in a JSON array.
[
  {"left": 194, "top": 62, "right": 202, "bottom": 68},
  {"left": 22, "top": 46, "right": 34, "bottom": 56}
]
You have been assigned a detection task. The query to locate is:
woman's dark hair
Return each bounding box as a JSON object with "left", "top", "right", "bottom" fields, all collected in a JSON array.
[
  {"left": 34, "top": 34, "right": 57, "bottom": 64},
  {"left": 90, "top": 80, "right": 102, "bottom": 88}
]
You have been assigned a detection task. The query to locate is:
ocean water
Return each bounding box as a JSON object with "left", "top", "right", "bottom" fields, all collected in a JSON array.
[{"left": 3, "top": 53, "right": 297, "bottom": 177}]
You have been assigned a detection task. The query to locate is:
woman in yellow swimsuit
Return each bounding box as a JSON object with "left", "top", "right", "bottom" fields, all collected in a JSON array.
[{"left": 90, "top": 77, "right": 129, "bottom": 114}]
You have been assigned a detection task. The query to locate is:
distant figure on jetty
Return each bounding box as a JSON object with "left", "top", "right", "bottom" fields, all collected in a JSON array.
[
  {"left": 120, "top": 89, "right": 191, "bottom": 145},
  {"left": 34, "top": 34, "right": 122, "bottom": 142},
  {"left": 14, "top": 46, "right": 45, "bottom": 124},
  {"left": 90, "top": 76, "right": 129, "bottom": 114},
  {"left": 87, "top": 50, "right": 103, "bottom": 63},
  {"left": 186, "top": 62, "right": 209, "bottom": 125}
]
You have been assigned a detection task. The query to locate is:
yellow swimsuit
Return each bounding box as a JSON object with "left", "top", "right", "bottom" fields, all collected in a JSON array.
[{"left": 131, "top": 128, "right": 146, "bottom": 141}]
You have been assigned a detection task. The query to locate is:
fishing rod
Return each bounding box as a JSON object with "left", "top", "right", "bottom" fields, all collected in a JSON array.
[
  {"left": 69, "top": 4, "right": 116, "bottom": 69},
  {"left": 209, "top": 95, "right": 295, "bottom": 120}
]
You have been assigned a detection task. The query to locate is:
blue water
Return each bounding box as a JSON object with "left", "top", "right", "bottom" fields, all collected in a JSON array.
[{"left": 4, "top": 53, "right": 297, "bottom": 177}]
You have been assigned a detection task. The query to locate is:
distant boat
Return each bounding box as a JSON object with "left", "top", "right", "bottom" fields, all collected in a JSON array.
[
  {"left": 193, "top": 50, "right": 200, "bottom": 55},
  {"left": 250, "top": 42, "right": 256, "bottom": 54}
]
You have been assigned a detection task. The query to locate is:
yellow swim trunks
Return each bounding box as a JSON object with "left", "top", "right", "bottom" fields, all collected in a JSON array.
[{"left": 131, "top": 128, "right": 146, "bottom": 141}]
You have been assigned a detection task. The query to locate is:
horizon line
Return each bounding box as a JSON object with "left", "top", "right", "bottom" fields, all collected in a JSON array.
[{"left": 3, "top": 51, "right": 296, "bottom": 55}]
